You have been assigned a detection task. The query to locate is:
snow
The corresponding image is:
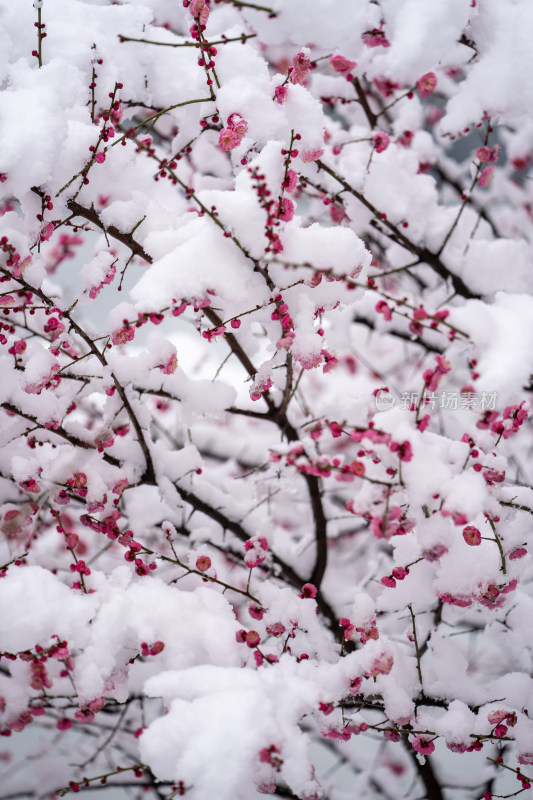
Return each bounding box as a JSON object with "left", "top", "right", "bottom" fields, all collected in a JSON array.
[{"left": 0, "top": 0, "right": 532, "bottom": 796}]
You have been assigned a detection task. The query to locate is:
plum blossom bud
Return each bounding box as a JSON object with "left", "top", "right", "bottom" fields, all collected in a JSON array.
[{"left": 162, "top": 521, "right": 177, "bottom": 541}]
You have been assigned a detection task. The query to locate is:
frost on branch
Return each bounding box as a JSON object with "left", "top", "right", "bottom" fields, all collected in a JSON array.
[{"left": 1, "top": 0, "right": 533, "bottom": 798}]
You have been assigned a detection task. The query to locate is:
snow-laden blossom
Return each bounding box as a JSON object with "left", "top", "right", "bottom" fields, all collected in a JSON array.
[
  {"left": 301, "top": 148, "right": 324, "bottom": 163},
  {"left": 158, "top": 352, "right": 178, "bottom": 374},
  {"left": 24, "top": 361, "right": 61, "bottom": 394},
  {"left": 368, "top": 652, "right": 394, "bottom": 676},
  {"left": 411, "top": 736, "right": 435, "bottom": 755},
  {"left": 112, "top": 325, "right": 134, "bottom": 345},
  {"left": 227, "top": 113, "right": 248, "bottom": 140},
  {"left": 462, "top": 525, "right": 481, "bottom": 546},
  {"left": 362, "top": 29, "right": 390, "bottom": 47},
  {"left": 244, "top": 536, "right": 269, "bottom": 568},
  {"left": 289, "top": 51, "right": 311, "bottom": 85},
  {"left": 250, "top": 375, "right": 273, "bottom": 400},
  {"left": 279, "top": 197, "right": 294, "bottom": 221}
]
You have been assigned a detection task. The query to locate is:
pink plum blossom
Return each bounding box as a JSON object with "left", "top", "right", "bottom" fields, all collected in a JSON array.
[
  {"left": 279, "top": 197, "right": 295, "bottom": 221},
  {"left": 462, "top": 525, "right": 481, "bottom": 546},
  {"left": 416, "top": 72, "right": 437, "bottom": 98},
  {"left": 300, "top": 147, "right": 324, "bottom": 163},
  {"left": 372, "top": 132, "right": 390, "bottom": 153},
  {"left": 329, "top": 54, "right": 357, "bottom": 76},
  {"left": 362, "top": 29, "right": 390, "bottom": 47},
  {"left": 289, "top": 51, "right": 311, "bottom": 85},
  {"left": 219, "top": 128, "right": 240, "bottom": 152}
]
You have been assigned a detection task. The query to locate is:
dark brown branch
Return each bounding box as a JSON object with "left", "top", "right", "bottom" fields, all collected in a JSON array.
[
  {"left": 1, "top": 402, "right": 120, "bottom": 467},
  {"left": 0, "top": 261, "right": 156, "bottom": 483},
  {"left": 220, "top": 0, "right": 276, "bottom": 12},
  {"left": 352, "top": 77, "right": 378, "bottom": 128},
  {"left": 315, "top": 160, "right": 481, "bottom": 300},
  {"left": 432, "top": 164, "right": 501, "bottom": 239},
  {"left": 406, "top": 744, "right": 445, "bottom": 800},
  {"left": 353, "top": 314, "right": 444, "bottom": 354},
  {"left": 66, "top": 199, "right": 152, "bottom": 264},
  {"left": 52, "top": 199, "right": 330, "bottom": 591},
  {"left": 174, "top": 484, "right": 338, "bottom": 634}
]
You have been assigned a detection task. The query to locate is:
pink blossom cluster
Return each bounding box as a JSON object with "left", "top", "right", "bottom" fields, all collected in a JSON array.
[
  {"left": 329, "top": 54, "right": 357, "bottom": 78},
  {"left": 244, "top": 535, "right": 269, "bottom": 568},
  {"left": 423, "top": 354, "right": 451, "bottom": 391},
  {"left": 362, "top": 28, "right": 390, "bottom": 48},
  {"left": 218, "top": 113, "right": 248, "bottom": 152},
  {"left": 416, "top": 72, "right": 437, "bottom": 98},
  {"left": 289, "top": 51, "right": 311, "bottom": 85},
  {"left": 490, "top": 402, "right": 528, "bottom": 439}
]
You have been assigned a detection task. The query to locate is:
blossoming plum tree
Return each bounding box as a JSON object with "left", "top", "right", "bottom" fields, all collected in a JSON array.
[{"left": 1, "top": 0, "right": 533, "bottom": 798}]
